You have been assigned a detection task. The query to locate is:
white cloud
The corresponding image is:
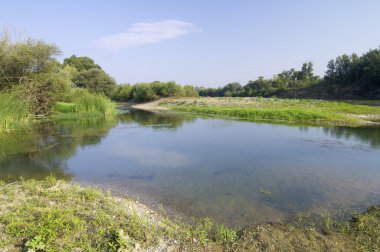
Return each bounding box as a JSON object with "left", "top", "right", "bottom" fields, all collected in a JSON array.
[{"left": 95, "top": 19, "right": 200, "bottom": 50}]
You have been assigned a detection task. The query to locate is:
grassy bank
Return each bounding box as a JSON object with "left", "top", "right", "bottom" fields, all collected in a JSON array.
[
  {"left": 140, "top": 97, "right": 380, "bottom": 126},
  {"left": 51, "top": 90, "right": 116, "bottom": 120},
  {"left": 1, "top": 89, "right": 116, "bottom": 133},
  {"left": 0, "top": 177, "right": 379, "bottom": 251},
  {"left": 0, "top": 93, "right": 33, "bottom": 133}
]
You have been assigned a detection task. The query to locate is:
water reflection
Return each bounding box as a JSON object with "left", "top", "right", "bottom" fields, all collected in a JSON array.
[
  {"left": 0, "top": 110, "right": 379, "bottom": 227},
  {"left": 0, "top": 117, "right": 118, "bottom": 180},
  {"left": 323, "top": 126, "right": 380, "bottom": 148}
]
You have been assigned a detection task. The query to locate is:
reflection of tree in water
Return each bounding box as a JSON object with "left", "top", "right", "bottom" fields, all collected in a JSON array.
[
  {"left": 119, "top": 110, "right": 197, "bottom": 130},
  {"left": 0, "top": 117, "right": 118, "bottom": 181},
  {"left": 323, "top": 126, "right": 380, "bottom": 148}
]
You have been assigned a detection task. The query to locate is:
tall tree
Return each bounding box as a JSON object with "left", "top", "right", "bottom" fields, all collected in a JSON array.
[
  {"left": 73, "top": 69, "right": 116, "bottom": 96},
  {"left": 63, "top": 55, "right": 101, "bottom": 72}
]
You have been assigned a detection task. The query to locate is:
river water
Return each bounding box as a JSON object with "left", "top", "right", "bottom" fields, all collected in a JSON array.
[{"left": 1, "top": 109, "right": 380, "bottom": 227}]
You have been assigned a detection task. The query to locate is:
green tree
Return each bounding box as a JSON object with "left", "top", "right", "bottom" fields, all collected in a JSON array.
[
  {"left": 111, "top": 84, "right": 133, "bottom": 101},
  {"left": 0, "top": 32, "right": 72, "bottom": 114},
  {"left": 63, "top": 55, "right": 101, "bottom": 72},
  {"left": 183, "top": 85, "right": 199, "bottom": 97},
  {"left": 223, "top": 82, "right": 243, "bottom": 96},
  {"left": 131, "top": 83, "right": 158, "bottom": 102},
  {"left": 73, "top": 69, "right": 116, "bottom": 97},
  {"left": 0, "top": 34, "right": 61, "bottom": 90}
]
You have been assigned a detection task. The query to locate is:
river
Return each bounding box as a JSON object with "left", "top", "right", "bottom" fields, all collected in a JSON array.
[{"left": 1, "top": 109, "right": 380, "bottom": 227}]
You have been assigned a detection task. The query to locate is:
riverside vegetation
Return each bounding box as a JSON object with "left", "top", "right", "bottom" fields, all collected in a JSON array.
[
  {"left": 0, "top": 32, "right": 116, "bottom": 133},
  {"left": 2, "top": 30, "right": 380, "bottom": 131},
  {"left": 1, "top": 32, "right": 380, "bottom": 251},
  {"left": 135, "top": 97, "right": 380, "bottom": 126},
  {"left": 0, "top": 177, "right": 379, "bottom": 251}
]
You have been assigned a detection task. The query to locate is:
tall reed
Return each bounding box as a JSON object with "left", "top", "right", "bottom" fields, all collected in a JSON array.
[
  {"left": 0, "top": 92, "right": 33, "bottom": 132},
  {"left": 53, "top": 89, "right": 115, "bottom": 118}
]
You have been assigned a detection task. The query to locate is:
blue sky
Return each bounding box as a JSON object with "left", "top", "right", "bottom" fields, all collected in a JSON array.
[{"left": 2, "top": 0, "right": 380, "bottom": 87}]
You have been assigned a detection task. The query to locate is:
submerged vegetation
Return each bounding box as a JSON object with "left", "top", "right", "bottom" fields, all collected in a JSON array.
[
  {"left": 144, "top": 97, "right": 380, "bottom": 126},
  {"left": 0, "top": 177, "right": 378, "bottom": 251}
]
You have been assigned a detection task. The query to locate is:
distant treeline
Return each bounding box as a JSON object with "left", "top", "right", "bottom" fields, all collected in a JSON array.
[
  {"left": 50, "top": 46, "right": 380, "bottom": 102},
  {"left": 111, "top": 81, "right": 198, "bottom": 102},
  {"left": 2, "top": 29, "right": 378, "bottom": 111},
  {"left": 197, "top": 48, "right": 380, "bottom": 99}
]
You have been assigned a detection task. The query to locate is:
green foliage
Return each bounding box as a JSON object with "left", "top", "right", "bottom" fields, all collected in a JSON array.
[
  {"left": 11, "top": 67, "right": 73, "bottom": 115},
  {"left": 131, "top": 83, "right": 159, "bottom": 102},
  {"left": 215, "top": 224, "right": 238, "bottom": 249},
  {"left": 111, "top": 83, "right": 133, "bottom": 101},
  {"left": 73, "top": 68, "right": 117, "bottom": 97},
  {"left": 52, "top": 89, "right": 115, "bottom": 118},
  {"left": 0, "top": 178, "right": 236, "bottom": 251},
  {"left": 348, "top": 206, "right": 380, "bottom": 251},
  {"left": 25, "top": 235, "right": 46, "bottom": 251},
  {"left": 0, "top": 178, "right": 379, "bottom": 251},
  {"left": 0, "top": 177, "right": 158, "bottom": 250},
  {"left": 198, "top": 48, "right": 380, "bottom": 99},
  {"left": 0, "top": 92, "right": 33, "bottom": 132},
  {"left": 198, "top": 62, "right": 319, "bottom": 98},
  {"left": 192, "top": 217, "right": 214, "bottom": 246},
  {"left": 111, "top": 81, "right": 198, "bottom": 102},
  {"left": 62, "top": 55, "right": 117, "bottom": 98},
  {"left": 0, "top": 31, "right": 73, "bottom": 115},
  {"left": 0, "top": 32, "right": 61, "bottom": 90},
  {"left": 63, "top": 55, "right": 101, "bottom": 72},
  {"left": 183, "top": 85, "right": 199, "bottom": 97}
]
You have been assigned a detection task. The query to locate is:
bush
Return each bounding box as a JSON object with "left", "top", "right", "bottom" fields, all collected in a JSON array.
[
  {"left": 111, "top": 82, "right": 199, "bottom": 102},
  {"left": 131, "top": 83, "right": 159, "bottom": 102}
]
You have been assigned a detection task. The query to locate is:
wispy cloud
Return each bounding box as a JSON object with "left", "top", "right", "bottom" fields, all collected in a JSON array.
[{"left": 95, "top": 19, "right": 200, "bottom": 50}]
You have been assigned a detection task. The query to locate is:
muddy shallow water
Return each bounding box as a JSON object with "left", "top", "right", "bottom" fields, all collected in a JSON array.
[{"left": 1, "top": 109, "right": 380, "bottom": 227}]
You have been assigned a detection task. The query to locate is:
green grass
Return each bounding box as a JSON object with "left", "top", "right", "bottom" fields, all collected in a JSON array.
[
  {"left": 52, "top": 89, "right": 116, "bottom": 120},
  {"left": 0, "top": 177, "right": 378, "bottom": 251},
  {"left": 0, "top": 92, "right": 33, "bottom": 133},
  {"left": 0, "top": 89, "right": 116, "bottom": 133},
  {"left": 0, "top": 177, "right": 237, "bottom": 251},
  {"left": 160, "top": 97, "right": 380, "bottom": 126}
]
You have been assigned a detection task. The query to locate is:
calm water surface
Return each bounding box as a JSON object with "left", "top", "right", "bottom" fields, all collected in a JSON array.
[{"left": 1, "top": 110, "right": 380, "bottom": 226}]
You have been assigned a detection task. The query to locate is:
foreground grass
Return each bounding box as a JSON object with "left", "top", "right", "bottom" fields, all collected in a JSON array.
[
  {"left": 147, "top": 97, "right": 380, "bottom": 126},
  {"left": 0, "top": 177, "right": 379, "bottom": 251},
  {"left": 0, "top": 177, "right": 237, "bottom": 251},
  {"left": 0, "top": 93, "right": 33, "bottom": 133}
]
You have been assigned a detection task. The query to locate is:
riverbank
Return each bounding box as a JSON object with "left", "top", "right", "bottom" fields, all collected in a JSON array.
[
  {"left": 133, "top": 97, "right": 380, "bottom": 126},
  {"left": 0, "top": 177, "right": 379, "bottom": 251}
]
